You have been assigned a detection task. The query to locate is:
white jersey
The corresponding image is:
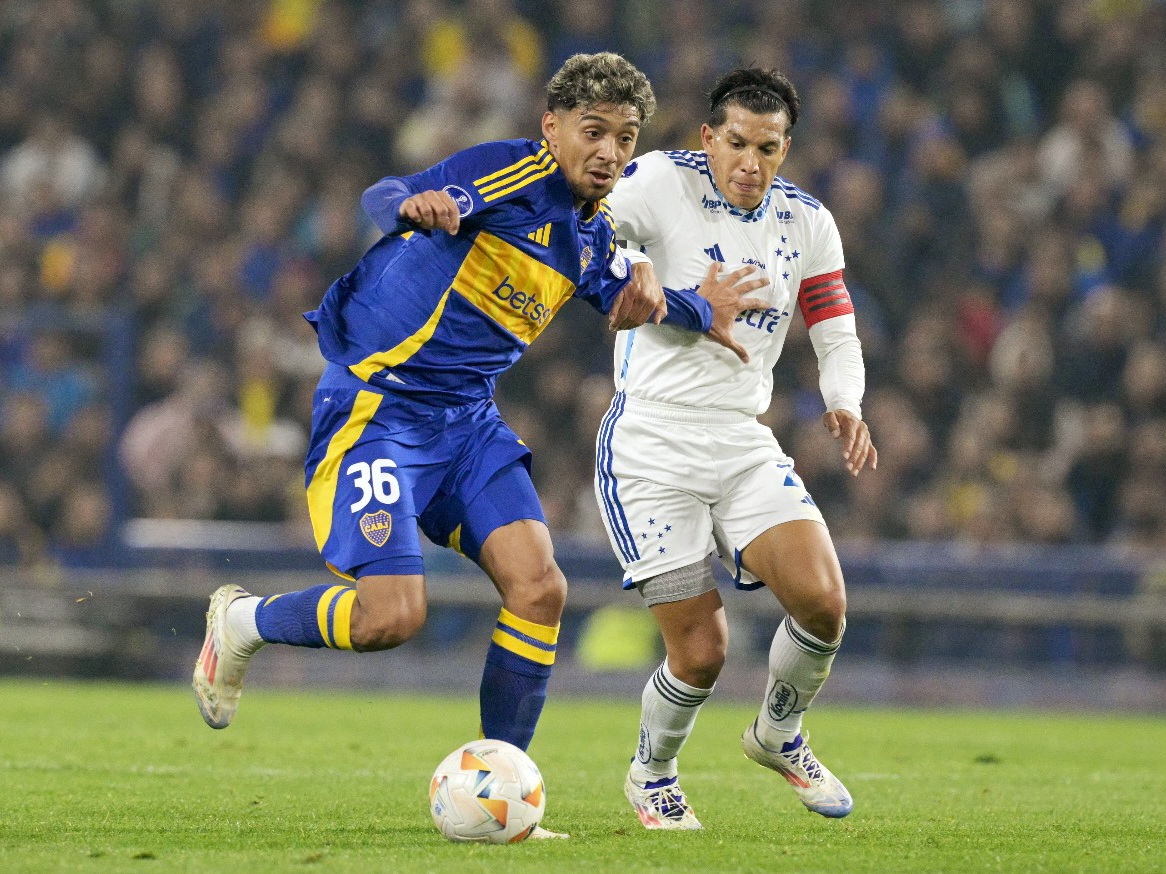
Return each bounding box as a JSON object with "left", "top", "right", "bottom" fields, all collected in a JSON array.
[{"left": 606, "top": 149, "right": 864, "bottom": 418}]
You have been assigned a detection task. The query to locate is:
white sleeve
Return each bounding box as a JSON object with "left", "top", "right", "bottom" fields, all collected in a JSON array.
[
  {"left": 798, "top": 203, "right": 863, "bottom": 416},
  {"left": 605, "top": 152, "right": 669, "bottom": 247},
  {"left": 809, "top": 314, "right": 864, "bottom": 419},
  {"left": 621, "top": 246, "right": 652, "bottom": 266}
]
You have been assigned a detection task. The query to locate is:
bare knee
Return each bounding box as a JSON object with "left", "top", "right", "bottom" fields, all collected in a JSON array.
[
  {"left": 790, "top": 585, "right": 847, "bottom": 644},
  {"left": 350, "top": 588, "right": 427, "bottom": 651},
  {"left": 668, "top": 638, "right": 726, "bottom": 689},
  {"left": 500, "top": 559, "right": 567, "bottom": 626}
]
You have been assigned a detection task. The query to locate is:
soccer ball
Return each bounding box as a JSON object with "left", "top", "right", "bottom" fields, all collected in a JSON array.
[{"left": 429, "top": 739, "right": 546, "bottom": 844}]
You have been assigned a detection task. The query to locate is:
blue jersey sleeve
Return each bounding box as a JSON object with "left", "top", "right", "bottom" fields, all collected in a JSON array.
[
  {"left": 660, "top": 287, "right": 713, "bottom": 332},
  {"left": 361, "top": 140, "right": 543, "bottom": 236},
  {"left": 573, "top": 253, "right": 712, "bottom": 331},
  {"left": 573, "top": 248, "right": 633, "bottom": 315}
]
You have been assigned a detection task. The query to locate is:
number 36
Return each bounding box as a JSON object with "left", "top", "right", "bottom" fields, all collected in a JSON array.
[{"left": 347, "top": 459, "right": 400, "bottom": 512}]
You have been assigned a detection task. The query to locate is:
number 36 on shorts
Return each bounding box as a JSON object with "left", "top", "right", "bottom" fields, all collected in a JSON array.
[{"left": 346, "top": 459, "right": 400, "bottom": 512}]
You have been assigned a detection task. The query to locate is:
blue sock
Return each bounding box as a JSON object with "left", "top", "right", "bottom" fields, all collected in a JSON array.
[
  {"left": 254, "top": 584, "right": 358, "bottom": 650},
  {"left": 479, "top": 607, "right": 558, "bottom": 751}
]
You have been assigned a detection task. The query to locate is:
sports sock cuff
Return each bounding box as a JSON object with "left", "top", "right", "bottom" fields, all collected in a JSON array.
[
  {"left": 655, "top": 660, "right": 713, "bottom": 707},
  {"left": 491, "top": 608, "right": 559, "bottom": 667},
  {"left": 226, "top": 595, "right": 263, "bottom": 652},
  {"left": 784, "top": 615, "right": 844, "bottom": 655}
]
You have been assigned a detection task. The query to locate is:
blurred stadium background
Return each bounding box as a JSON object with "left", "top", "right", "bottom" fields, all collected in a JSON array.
[{"left": 1, "top": 0, "right": 1165, "bottom": 709}]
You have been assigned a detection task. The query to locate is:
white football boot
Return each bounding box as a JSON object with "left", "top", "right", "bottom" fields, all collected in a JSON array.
[
  {"left": 193, "top": 585, "right": 261, "bottom": 729},
  {"left": 527, "top": 825, "right": 570, "bottom": 840},
  {"left": 741, "top": 720, "right": 853, "bottom": 818},
  {"left": 624, "top": 772, "right": 703, "bottom": 830}
]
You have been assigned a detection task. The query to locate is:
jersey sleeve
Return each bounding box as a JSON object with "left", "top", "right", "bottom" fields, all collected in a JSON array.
[
  {"left": 573, "top": 244, "right": 634, "bottom": 315},
  {"left": 360, "top": 140, "right": 546, "bottom": 236},
  {"left": 605, "top": 152, "right": 670, "bottom": 247},
  {"left": 795, "top": 207, "right": 851, "bottom": 329},
  {"left": 796, "top": 206, "right": 863, "bottom": 415},
  {"left": 572, "top": 245, "right": 712, "bottom": 332},
  {"left": 809, "top": 314, "right": 865, "bottom": 418}
]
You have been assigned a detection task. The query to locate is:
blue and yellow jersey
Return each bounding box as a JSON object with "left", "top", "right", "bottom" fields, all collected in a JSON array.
[{"left": 304, "top": 138, "right": 639, "bottom": 407}]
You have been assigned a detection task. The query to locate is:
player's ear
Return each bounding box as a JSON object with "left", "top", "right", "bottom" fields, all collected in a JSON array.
[
  {"left": 700, "top": 123, "right": 715, "bottom": 151},
  {"left": 541, "top": 111, "right": 558, "bottom": 144}
]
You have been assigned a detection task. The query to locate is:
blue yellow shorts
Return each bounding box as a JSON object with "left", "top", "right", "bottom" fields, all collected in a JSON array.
[{"left": 304, "top": 367, "right": 543, "bottom": 579}]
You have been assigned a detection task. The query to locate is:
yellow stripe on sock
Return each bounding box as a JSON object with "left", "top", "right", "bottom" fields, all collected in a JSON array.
[
  {"left": 499, "top": 607, "right": 559, "bottom": 645},
  {"left": 491, "top": 627, "right": 556, "bottom": 666},
  {"left": 316, "top": 585, "right": 347, "bottom": 648},
  {"left": 331, "top": 588, "right": 358, "bottom": 650}
]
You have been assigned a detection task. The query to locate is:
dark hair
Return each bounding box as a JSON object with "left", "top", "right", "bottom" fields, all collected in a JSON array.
[
  {"left": 546, "top": 52, "right": 657, "bottom": 125},
  {"left": 707, "top": 67, "right": 800, "bottom": 130}
]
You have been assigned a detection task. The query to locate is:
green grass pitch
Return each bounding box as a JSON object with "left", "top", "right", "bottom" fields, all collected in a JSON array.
[{"left": 1, "top": 679, "right": 1164, "bottom": 873}]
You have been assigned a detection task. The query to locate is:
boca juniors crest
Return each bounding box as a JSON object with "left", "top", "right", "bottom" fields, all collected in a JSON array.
[{"left": 360, "top": 510, "right": 393, "bottom": 546}]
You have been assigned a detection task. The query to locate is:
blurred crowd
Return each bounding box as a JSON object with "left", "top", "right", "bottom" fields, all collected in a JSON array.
[{"left": 1, "top": 0, "right": 1165, "bottom": 569}]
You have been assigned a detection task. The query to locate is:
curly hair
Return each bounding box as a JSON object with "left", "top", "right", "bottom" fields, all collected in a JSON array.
[
  {"left": 707, "top": 67, "right": 800, "bottom": 129},
  {"left": 546, "top": 52, "right": 656, "bottom": 125}
]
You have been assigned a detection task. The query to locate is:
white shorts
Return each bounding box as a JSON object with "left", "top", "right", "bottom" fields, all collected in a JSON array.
[{"left": 594, "top": 393, "right": 826, "bottom": 590}]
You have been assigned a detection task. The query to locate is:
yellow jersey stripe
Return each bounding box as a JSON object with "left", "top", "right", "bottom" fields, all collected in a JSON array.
[
  {"left": 315, "top": 584, "right": 347, "bottom": 648},
  {"left": 306, "top": 390, "right": 383, "bottom": 551},
  {"left": 477, "top": 150, "right": 553, "bottom": 195},
  {"left": 473, "top": 149, "right": 545, "bottom": 187},
  {"left": 332, "top": 588, "right": 358, "bottom": 650},
  {"left": 499, "top": 607, "right": 560, "bottom": 644},
  {"left": 475, "top": 147, "right": 552, "bottom": 194},
  {"left": 491, "top": 628, "right": 557, "bottom": 665},
  {"left": 349, "top": 289, "right": 451, "bottom": 381},
  {"left": 482, "top": 164, "right": 556, "bottom": 203}
]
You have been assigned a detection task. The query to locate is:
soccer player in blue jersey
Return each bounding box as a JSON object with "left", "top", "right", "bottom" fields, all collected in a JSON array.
[{"left": 192, "top": 52, "right": 767, "bottom": 826}]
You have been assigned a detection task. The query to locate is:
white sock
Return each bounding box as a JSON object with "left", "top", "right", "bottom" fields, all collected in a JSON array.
[
  {"left": 756, "top": 615, "right": 842, "bottom": 748},
  {"left": 225, "top": 596, "right": 264, "bottom": 654},
  {"left": 629, "top": 660, "right": 713, "bottom": 784}
]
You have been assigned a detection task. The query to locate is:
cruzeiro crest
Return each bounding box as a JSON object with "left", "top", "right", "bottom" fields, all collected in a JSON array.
[{"left": 360, "top": 510, "right": 393, "bottom": 547}]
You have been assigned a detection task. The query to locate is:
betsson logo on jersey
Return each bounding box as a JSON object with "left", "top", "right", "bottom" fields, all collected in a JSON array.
[{"left": 491, "top": 276, "right": 552, "bottom": 327}]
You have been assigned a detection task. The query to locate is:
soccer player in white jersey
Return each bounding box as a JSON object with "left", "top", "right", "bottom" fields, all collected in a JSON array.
[{"left": 595, "top": 67, "right": 877, "bottom": 830}]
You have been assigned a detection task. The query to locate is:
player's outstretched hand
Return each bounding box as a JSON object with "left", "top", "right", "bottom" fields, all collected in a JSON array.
[
  {"left": 697, "top": 262, "right": 769, "bottom": 363},
  {"left": 609, "top": 261, "right": 667, "bottom": 330},
  {"left": 399, "top": 190, "right": 462, "bottom": 234},
  {"left": 822, "top": 409, "right": 877, "bottom": 476}
]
